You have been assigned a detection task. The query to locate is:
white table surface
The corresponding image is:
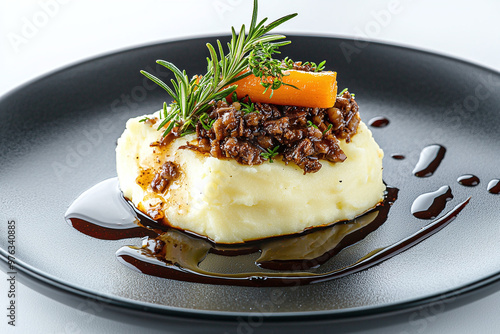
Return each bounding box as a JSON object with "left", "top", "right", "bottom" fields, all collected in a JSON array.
[{"left": 1, "top": 0, "right": 499, "bottom": 333}]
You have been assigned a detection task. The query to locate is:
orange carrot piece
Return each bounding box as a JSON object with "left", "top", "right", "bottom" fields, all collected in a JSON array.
[{"left": 232, "top": 70, "right": 337, "bottom": 108}]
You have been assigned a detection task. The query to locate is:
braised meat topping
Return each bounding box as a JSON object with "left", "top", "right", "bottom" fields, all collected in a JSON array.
[
  {"left": 151, "top": 161, "right": 179, "bottom": 193},
  {"left": 187, "top": 90, "right": 359, "bottom": 173},
  {"left": 290, "top": 61, "right": 320, "bottom": 72}
]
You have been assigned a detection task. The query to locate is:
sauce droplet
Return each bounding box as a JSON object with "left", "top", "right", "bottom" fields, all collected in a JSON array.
[
  {"left": 457, "top": 174, "right": 480, "bottom": 187},
  {"left": 368, "top": 116, "right": 390, "bottom": 128},
  {"left": 411, "top": 186, "right": 453, "bottom": 219},
  {"left": 487, "top": 179, "right": 500, "bottom": 194},
  {"left": 391, "top": 154, "right": 405, "bottom": 160},
  {"left": 412, "top": 144, "right": 446, "bottom": 177}
]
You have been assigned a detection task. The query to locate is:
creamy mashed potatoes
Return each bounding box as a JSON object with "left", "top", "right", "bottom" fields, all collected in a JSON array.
[{"left": 116, "top": 111, "right": 385, "bottom": 244}]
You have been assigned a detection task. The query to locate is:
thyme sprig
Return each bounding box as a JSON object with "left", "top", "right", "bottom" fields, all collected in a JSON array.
[
  {"left": 338, "top": 87, "right": 348, "bottom": 96},
  {"left": 248, "top": 42, "right": 298, "bottom": 97},
  {"left": 282, "top": 57, "right": 326, "bottom": 72},
  {"left": 307, "top": 120, "right": 318, "bottom": 129},
  {"left": 141, "top": 0, "right": 297, "bottom": 137},
  {"left": 261, "top": 145, "right": 280, "bottom": 163},
  {"left": 323, "top": 123, "right": 333, "bottom": 135},
  {"left": 338, "top": 87, "right": 354, "bottom": 98},
  {"left": 240, "top": 98, "right": 257, "bottom": 114}
]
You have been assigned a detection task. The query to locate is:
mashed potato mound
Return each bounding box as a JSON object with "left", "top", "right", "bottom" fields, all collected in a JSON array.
[{"left": 116, "top": 112, "right": 385, "bottom": 244}]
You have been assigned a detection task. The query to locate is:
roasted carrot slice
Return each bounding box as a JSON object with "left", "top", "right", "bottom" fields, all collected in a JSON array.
[{"left": 232, "top": 70, "right": 337, "bottom": 108}]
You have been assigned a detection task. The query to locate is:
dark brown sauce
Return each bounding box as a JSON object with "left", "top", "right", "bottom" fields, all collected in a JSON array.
[
  {"left": 115, "top": 197, "right": 469, "bottom": 287},
  {"left": 196, "top": 188, "right": 397, "bottom": 272},
  {"left": 457, "top": 174, "right": 480, "bottom": 187},
  {"left": 411, "top": 186, "right": 453, "bottom": 220},
  {"left": 70, "top": 179, "right": 446, "bottom": 286},
  {"left": 66, "top": 179, "right": 469, "bottom": 286},
  {"left": 68, "top": 218, "right": 157, "bottom": 240},
  {"left": 65, "top": 178, "right": 171, "bottom": 238},
  {"left": 256, "top": 209, "right": 389, "bottom": 271},
  {"left": 412, "top": 144, "right": 446, "bottom": 177},
  {"left": 391, "top": 154, "right": 405, "bottom": 160},
  {"left": 65, "top": 178, "right": 155, "bottom": 239},
  {"left": 368, "top": 116, "right": 390, "bottom": 128},
  {"left": 487, "top": 179, "right": 500, "bottom": 194}
]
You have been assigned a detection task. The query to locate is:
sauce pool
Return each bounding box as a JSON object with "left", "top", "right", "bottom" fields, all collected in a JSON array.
[{"left": 65, "top": 178, "right": 470, "bottom": 286}]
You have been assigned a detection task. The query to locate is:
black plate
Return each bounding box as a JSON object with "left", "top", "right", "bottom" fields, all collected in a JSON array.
[{"left": 1, "top": 36, "right": 500, "bottom": 332}]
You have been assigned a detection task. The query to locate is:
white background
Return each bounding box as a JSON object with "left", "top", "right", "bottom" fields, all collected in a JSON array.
[{"left": 1, "top": 0, "right": 500, "bottom": 333}]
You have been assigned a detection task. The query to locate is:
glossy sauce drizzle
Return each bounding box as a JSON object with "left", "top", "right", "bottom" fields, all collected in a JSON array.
[
  {"left": 368, "top": 116, "right": 390, "bottom": 128},
  {"left": 487, "top": 179, "right": 500, "bottom": 194},
  {"left": 457, "top": 174, "right": 480, "bottom": 187},
  {"left": 412, "top": 144, "right": 446, "bottom": 177},
  {"left": 115, "top": 197, "right": 469, "bottom": 287},
  {"left": 411, "top": 186, "right": 453, "bottom": 220},
  {"left": 391, "top": 154, "right": 405, "bottom": 160},
  {"left": 65, "top": 179, "right": 471, "bottom": 286},
  {"left": 65, "top": 179, "right": 157, "bottom": 240}
]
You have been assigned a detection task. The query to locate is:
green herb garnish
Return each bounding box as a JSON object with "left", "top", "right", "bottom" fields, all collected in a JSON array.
[
  {"left": 307, "top": 120, "right": 318, "bottom": 129},
  {"left": 261, "top": 145, "right": 280, "bottom": 163},
  {"left": 323, "top": 123, "right": 333, "bottom": 135},
  {"left": 311, "top": 60, "right": 327, "bottom": 72},
  {"left": 338, "top": 87, "right": 348, "bottom": 96},
  {"left": 141, "top": 0, "right": 297, "bottom": 137},
  {"left": 240, "top": 98, "right": 257, "bottom": 114},
  {"left": 199, "top": 113, "right": 215, "bottom": 131},
  {"left": 248, "top": 42, "right": 298, "bottom": 97},
  {"left": 282, "top": 57, "right": 326, "bottom": 72}
]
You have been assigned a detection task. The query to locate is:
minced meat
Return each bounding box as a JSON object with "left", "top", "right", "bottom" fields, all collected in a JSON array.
[
  {"left": 187, "top": 90, "right": 360, "bottom": 174},
  {"left": 151, "top": 161, "right": 179, "bottom": 193}
]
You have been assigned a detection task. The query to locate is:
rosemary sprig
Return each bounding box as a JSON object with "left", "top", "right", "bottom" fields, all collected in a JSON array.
[
  {"left": 199, "top": 113, "right": 215, "bottom": 131},
  {"left": 141, "top": 0, "right": 297, "bottom": 137}
]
